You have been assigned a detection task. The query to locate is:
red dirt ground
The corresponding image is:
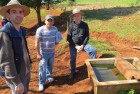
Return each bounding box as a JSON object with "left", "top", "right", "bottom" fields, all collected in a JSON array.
[{"left": 0, "top": 9, "right": 140, "bottom": 94}]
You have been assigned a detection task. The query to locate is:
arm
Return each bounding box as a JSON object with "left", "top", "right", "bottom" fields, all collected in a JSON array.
[
  {"left": 55, "top": 31, "right": 62, "bottom": 44},
  {"left": 0, "top": 32, "right": 21, "bottom": 85},
  {"left": 35, "top": 28, "right": 42, "bottom": 60},
  {"left": 0, "top": 32, "right": 24, "bottom": 93},
  {"left": 82, "top": 23, "right": 89, "bottom": 46},
  {"left": 35, "top": 38, "right": 42, "bottom": 60}
]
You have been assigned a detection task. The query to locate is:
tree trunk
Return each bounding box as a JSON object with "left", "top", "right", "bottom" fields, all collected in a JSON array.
[
  {"left": 35, "top": 0, "right": 42, "bottom": 26},
  {"left": 36, "top": 8, "right": 42, "bottom": 26},
  {"left": 46, "top": 0, "right": 50, "bottom": 10}
]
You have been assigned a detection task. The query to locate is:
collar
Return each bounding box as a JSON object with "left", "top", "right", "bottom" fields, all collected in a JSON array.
[{"left": 4, "top": 22, "right": 26, "bottom": 37}]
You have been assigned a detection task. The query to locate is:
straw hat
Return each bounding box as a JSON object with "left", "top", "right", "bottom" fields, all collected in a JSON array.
[
  {"left": 0, "top": 0, "right": 30, "bottom": 17},
  {"left": 69, "top": 8, "right": 84, "bottom": 18}
]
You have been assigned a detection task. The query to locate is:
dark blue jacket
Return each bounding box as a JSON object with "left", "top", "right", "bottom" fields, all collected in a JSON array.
[{"left": 0, "top": 22, "right": 31, "bottom": 74}]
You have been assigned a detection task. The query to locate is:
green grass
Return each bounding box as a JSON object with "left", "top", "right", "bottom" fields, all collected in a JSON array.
[
  {"left": 117, "top": 89, "right": 135, "bottom": 94},
  {"left": 84, "top": 9, "right": 140, "bottom": 40},
  {"left": 22, "top": 9, "right": 37, "bottom": 25},
  {"left": 68, "top": 0, "right": 140, "bottom": 6},
  {"left": 89, "top": 38, "right": 118, "bottom": 56},
  {"left": 22, "top": 8, "right": 47, "bottom": 25}
]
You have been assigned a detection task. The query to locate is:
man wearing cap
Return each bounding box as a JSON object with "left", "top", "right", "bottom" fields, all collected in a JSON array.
[
  {"left": 35, "top": 14, "right": 62, "bottom": 91},
  {"left": 0, "top": 0, "right": 32, "bottom": 94},
  {"left": 67, "top": 8, "right": 96, "bottom": 79}
]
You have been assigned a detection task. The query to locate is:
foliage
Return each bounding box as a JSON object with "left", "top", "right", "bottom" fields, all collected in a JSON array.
[
  {"left": 0, "top": 0, "right": 63, "bottom": 26},
  {"left": 117, "top": 89, "right": 135, "bottom": 94},
  {"left": 0, "top": 0, "right": 9, "bottom": 7},
  {"left": 19, "top": 0, "right": 42, "bottom": 26},
  {"left": 0, "top": 0, "right": 42, "bottom": 26}
]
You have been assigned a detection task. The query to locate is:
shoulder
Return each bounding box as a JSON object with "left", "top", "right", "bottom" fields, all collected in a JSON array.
[
  {"left": 69, "top": 22, "right": 77, "bottom": 29},
  {"left": 80, "top": 21, "right": 88, "bottom": 29},
  {"left": 81, "top": 21, "right": 88, "bottom": 26},
  {"left": 36, "top": 26, "right": 44, "bottom": 33},
  {"left": 69, "top": 22, "right": 75, "bottom": 26},
  {"left": 37, "top": 25, "right": 44, "bottom": 30},
  {"left": 51, "top": 26, "right": 59, "bottom": 33},
  {"left": 0, "top": 31, "right": 10, "bottom": 41},
  {"left": 0, "top": 23, "right": 9, "bottom": 32},
  {"left": 52, "top": 26, "right": 58, "bottom": 30}
]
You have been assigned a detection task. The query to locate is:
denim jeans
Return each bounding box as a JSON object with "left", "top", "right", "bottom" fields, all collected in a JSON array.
[
  {"left": 0, "top": 68, "right": 4, "bottom": 76},
  {"left": 69, "top": 44, "right": 96, "bottom": 74},
  {"left": 39, "top": 52, "right": 55, "bottom": 85},
  {"left": 6, "top": 73, "right": 30, "bottom": 94}
]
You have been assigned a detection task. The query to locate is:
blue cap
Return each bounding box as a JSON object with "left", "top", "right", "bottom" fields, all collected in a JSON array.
[{"left": 45, "top": 15, "right": 54, "bottom": 21}]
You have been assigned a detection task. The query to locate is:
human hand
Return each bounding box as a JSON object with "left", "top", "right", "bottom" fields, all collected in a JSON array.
[
  {"left": 37, "top": 54, "right": 42, "bottom": 60},
  {"left": 15, "top": 83, "right": 24, "bottom": 94},
  {"left": 79, "top": 45, "right": 83, "bottom": 51},
  {"left": 75, "top": 45, "right": 82, "bottom": 53}
]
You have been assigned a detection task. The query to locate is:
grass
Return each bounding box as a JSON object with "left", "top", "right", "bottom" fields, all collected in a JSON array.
[
  {"left": 67, "top": 0, "right": 140, "bottom": 6},
  {"left": 22, "top": 8, "right": 47, "bottom": 25},
  {"left": 117, "top": 89, "right": 135, "bottom": 94},
  {"left": 89, "top": 38, "right": 119, "bottom": 56},
  {"left": 84, "top": 7, "right": 140, "bottom": 40}
]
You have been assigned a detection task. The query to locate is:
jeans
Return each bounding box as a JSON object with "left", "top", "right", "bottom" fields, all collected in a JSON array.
[
  {"left": 0, "top": 68, "right": 4, "bottom": 76},
  {"left": 6, "top": 73, "right": 30, "bottom": 94},
  {"left": 69, "top": 44, "right": 96, "bottom": 74},
  {"left": 39, "top": 52, "right": 55, "bottom": 85}
]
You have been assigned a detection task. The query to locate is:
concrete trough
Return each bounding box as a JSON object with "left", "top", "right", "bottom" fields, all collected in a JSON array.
[{"left": 85, "top": 57, "right": 140, "bottom": 94}]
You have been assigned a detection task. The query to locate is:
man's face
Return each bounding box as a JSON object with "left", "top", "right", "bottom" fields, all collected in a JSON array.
[
  {"left": 45, "top": 19, "right": 54, "bottom": 28},
  {"left": 73, "top": 13, "right": 82, "bottom": 24},
  {"left": 8, "top": 7, "right": 24, "bottom": 25}
]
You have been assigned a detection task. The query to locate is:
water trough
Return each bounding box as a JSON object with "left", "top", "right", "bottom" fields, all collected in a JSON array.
[{"left": 85, "top": 57, "right": 140, "bottom": 94}]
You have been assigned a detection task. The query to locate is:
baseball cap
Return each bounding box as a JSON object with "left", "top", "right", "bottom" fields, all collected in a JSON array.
[{"left": 45, "top": 15, "right": 54, "bottom": 21}]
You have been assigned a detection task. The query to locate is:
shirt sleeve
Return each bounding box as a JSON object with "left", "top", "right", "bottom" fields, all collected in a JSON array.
[
  {"left": 55, "top": 31, "right": 62, "bottom": 43},
  {"left": 82, "top": 23, "right": 89, "bottom": 46},
  {"left": 35, "top": 27, "right": 42, "bottom": 39}
]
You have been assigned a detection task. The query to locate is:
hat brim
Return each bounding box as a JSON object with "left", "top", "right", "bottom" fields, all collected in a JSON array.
[
  {"left": 0, "top": 4, "right": 30, "bottom": 17},
  {"left": 69, "top": 12, "right": 84, "bottom": 18}
]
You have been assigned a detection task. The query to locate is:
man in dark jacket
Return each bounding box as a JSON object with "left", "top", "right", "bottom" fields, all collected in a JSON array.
[
  {"left": 0, "top": 0, "right": 31, "bottom": 94},
  {"left": 67, "top": 8, "right": 96, "bottom": 79}
]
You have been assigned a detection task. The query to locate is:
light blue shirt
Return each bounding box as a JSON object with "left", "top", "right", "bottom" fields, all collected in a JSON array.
[{"left": 36, "top": 25, "right": 62, "bottom": 53}]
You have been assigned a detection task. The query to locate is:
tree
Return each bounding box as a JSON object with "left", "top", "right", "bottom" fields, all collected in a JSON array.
[
  {"left": 19, "top": 0, "right": 42, "bottom": 26},
  {"left": 0, "top": 0, "right": 63, "bottom": 26},
  {"left": 42, "top": 0, "right": 51, "bottom": 10},
  {"left": 0, "top": 0, "right": 9, "bottom": 6},
  {"left": 0, "top": 0, "right": 42, "bottom": 26}
]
